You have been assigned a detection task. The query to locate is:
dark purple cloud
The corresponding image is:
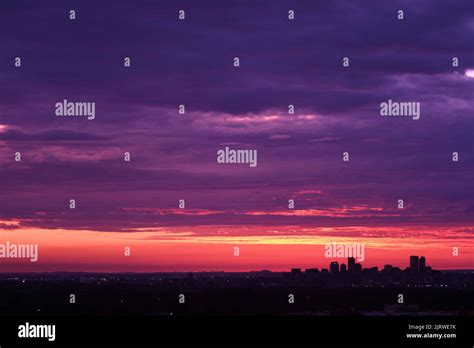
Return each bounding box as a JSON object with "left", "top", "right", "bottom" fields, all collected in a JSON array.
[{"left": 0, "top": 0, "right": 472, "bottom": 236}]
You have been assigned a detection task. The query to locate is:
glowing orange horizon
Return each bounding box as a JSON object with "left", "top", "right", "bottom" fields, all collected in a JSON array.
[{"left": 0, "top": 224, "right": 472, "bottom": 272}]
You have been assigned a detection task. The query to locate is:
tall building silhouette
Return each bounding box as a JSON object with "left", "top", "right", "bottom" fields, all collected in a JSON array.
[
  {"left": 348, "top": 257, "right": 355, "bottom": 273},
  {"left": 410, "top": 256, "right": 419, "bottom": 273},
  {"left": 419, "top": 256, "right": 426, "bottom": 273},
  {"left": 330, "top": 261, "right": 339, "bottom": 274}
]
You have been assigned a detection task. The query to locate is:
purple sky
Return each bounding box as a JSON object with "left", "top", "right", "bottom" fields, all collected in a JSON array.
[{"left": 0, "top": 1, "right": 473, "bottom": 269}]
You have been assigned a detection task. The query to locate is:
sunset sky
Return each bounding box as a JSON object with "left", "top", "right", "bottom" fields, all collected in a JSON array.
[{"left": 0, "top": 0, "right": 473, "bottom": 271}]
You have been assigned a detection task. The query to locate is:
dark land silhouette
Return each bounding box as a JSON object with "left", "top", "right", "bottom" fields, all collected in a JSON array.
[{"left": 0, "top": 256, "right": 473, "bottom": 316}]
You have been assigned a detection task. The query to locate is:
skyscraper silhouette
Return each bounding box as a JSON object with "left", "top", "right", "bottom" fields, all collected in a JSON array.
[
  {"left": 419, "top": 256, "right": 426, "bottom": 273},
  {"left": 410, "top": 256, "right": 419, "bottom": 273},
  {"left": 348, "top": 257, "right": 355, "bottom": 273}
]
